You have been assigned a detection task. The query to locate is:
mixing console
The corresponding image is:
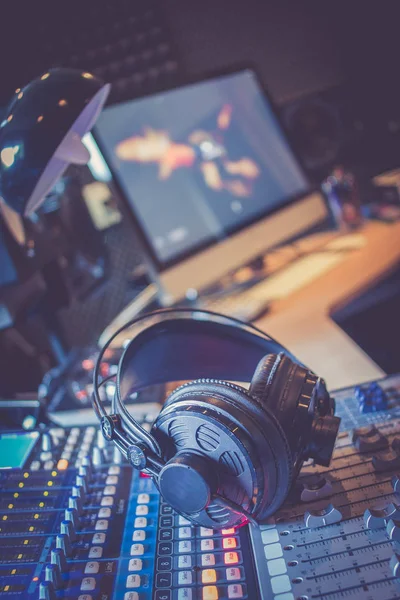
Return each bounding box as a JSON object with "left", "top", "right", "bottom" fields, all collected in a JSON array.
[{"left": 1, "top": 373, "right": 400, "bottom": 600}]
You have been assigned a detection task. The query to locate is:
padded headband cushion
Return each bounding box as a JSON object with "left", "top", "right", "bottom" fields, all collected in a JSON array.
[{"left": 118, "top": 316, "right": 298, "bottom": 400}]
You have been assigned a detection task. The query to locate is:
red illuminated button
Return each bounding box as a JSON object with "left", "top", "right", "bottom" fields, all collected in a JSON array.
[
  {"left": 224, "top": 552, "right": 239, "bottom": 565},
  {"left": 222, "top": 537, "right": 237, "bottom": 549},
  {"left": 221, "top": 528, "right": 235, "bottom": 535}
]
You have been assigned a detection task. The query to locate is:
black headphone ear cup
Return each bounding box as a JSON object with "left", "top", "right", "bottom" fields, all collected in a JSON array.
[{"left": 153, "top": 379, "right": 293, "bottom": 526}]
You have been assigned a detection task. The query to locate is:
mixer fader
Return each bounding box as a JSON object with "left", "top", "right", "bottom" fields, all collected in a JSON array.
[{"left": 1, "top": 374, "right": 400, "bottom": 599}]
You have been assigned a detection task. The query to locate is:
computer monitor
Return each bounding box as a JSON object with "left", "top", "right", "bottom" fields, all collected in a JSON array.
[{"left": 93, "top": 69, "right": 331, "bottom": 302}]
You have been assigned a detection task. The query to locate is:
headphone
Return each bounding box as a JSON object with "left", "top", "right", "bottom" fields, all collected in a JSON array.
[{"left": 92, "top": 308, "right": 340, "bottom": 529}]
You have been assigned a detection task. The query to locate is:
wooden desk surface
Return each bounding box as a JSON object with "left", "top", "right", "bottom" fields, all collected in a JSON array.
[{"left": 255, "top": 220, "right": 400, "bottom": 391}]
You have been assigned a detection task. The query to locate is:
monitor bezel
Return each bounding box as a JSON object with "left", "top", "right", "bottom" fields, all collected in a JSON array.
[{"left": 93, "top": 65, "right": 316, "bottom": 274}]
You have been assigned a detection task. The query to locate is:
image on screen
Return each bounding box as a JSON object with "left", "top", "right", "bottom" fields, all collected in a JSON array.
[
  {"left": 94, "top": 70, "right": 309, "bottom": 267},
  {"left": 0, "top": 432, "right": 39, "bottom": 469}
]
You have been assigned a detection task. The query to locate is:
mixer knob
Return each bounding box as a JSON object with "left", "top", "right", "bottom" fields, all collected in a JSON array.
[
  {"left": 51, "top": 548, "right": 67, "bottom": 572},
  {"left": 372, "top": 444, "right": 400, "bottom": 472},
  {"left": 78, "top": 465, "right": 90, "bottom": 480},
  {"left": 60, "top": 519, "right": 77, "bottom": 543},
  {"left": 92, "top": 446, "right": 104, "bottom": 467},
  {"left": 386, "top": 519, "right": 400, "bottom": 542},
  {"left": 352, "top": 425, "right": 389, "bottom": 453},
  {"left": 300, "top": 476, "right": 332, "bottom": 502},
  {"left": 39, "top": 581, "right": 57, "bottom": 600},
  {"left": 392, "top": 474, "right": 400, "bottom": 494},
  {"left": 68, "top": 494, "right": 83, "bottom": 515},
  {"left": 45, "top": 563, "right": 63, "bottom": 589},
  {"left": 363, "top": 503, "right": 400, "bottom": 529},
  {"left": 56, "top": 533, "right": 72, "bottom": 557},
  {"left": 390, "top": 552, "right": 400, "bottom": 577},
  {"left": 41, "top": 433, "right": 53, "bottom": 452},
  {"left": 304, "top": 503, "right": 342, "bottom": 528},
  {"left": 65, "top": 507, "right": 79, "bottom": 530}
]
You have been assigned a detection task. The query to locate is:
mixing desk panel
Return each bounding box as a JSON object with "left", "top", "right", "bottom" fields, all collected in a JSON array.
[{"left": 1, "top": 374, "right": 400, "bottom": 600}]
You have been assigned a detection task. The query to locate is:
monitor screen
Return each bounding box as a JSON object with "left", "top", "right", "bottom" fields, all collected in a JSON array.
[{"left": 94, "top": 69, "right": 310, "bottom": 270}]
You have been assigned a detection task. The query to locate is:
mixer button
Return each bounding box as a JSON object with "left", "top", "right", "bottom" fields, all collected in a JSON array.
[
  {"left": 202, "top": 553, "right": 216, "bottom": 566},
  {"left": 92, "top": 532, "right": 106, "bottom": 544},
  {"left": 372, "top": 446, "right": 400, "bottom": 471},
  {"left": 138, "top": 493, "right": 150, "bottom": 503},
  {"left": 158, "top": 542, "right": 172, "bottom": 555},
  {"left": 178, "top": 570, "right": 193, "bottom": 584},
  {"left": 136, "top": 504, "right": 148, "bottom": 516},
  {"left": 228, "top": 584, "right": 244, "bottom": 598},
  {"left": 159, "top": 529, "right": 173, "bottom": 541},
  {"left": 224, "top": 552, "right": 239, "bottom": 565},
  {"left": 61, "top": 451, "right": 72, "bottom": 460},
  {"left": 161, "top": 504, "right": 173, "bottom": 514},
  {"left": 156, "top": 572, "right": 172, "bottom": 587},
  {"left": 84, "top": 562, "right": 99, "bottom": 574},
  {"left": 178, "top": 554, "right": 192, "bottom": 568},
  {"left": 78, "top": 595, "right": 93, "bottom": 600},
  {"left": 30, "top": 460, "right": 41, "bottom": 471},
  {"left": 386, "top": 519, "right": 400, "bottom": 542},
  {"left": 98, "top": 507, "right": 111, "bottom": 518},
  {"left": 108, "top": 466, "right": 120, "bottom": 475},
  {"left": 177, "top": 589, "right": 192, "bottom": 599},
  {"left": 155, "top": 591, "right": 171, "bottom": 600},
  {"left": 226, "top": 568, "right": 241, "bottom": 580},
  {"left": 124, "top": 593, "right": 139, "bottom": 600},
  {"left": 222, "top": 537, "right": 237, "bottom": 549},
  {"left": 128, "top": 558, "right": 143, "bottom": 571},
  {"left": 200, "top": 527, "right": 214, "bottom": 537},
  {"left": 201, "top": 539, "right": 215, "bottom": 551},
  {"left": 178, "top": 515, "right": 191, "bottom": 526},
  {"left": 104, "top": 485, "right": 116, "bottom": 495},
  {"left": 161, "top": 516, "right": 174, "bottom": 527},
  {"left": 126, "top": 574, "right": 141, "bottom": 588},
  {"left": 88, "top": 546, "right": 103, "bottom": 558},
  {"left": 95, "top": 519, "right": 109, "bottom": 530},
  {"left": 203, "top": 586, "right": 218, "bottom": 600},
  {"left": 131, "top": 543, "right": 145, "bottom": 555},
  {"left": 178, "top": 540, "right": 192, "bottom": 553},
  {"left": 80, "top": 577, "right": 96, "bottom": 591},
  {"left": 101, "top": 496, "right": 114, "bottom": 506},
  {"left": 134, "top": 517, "right": 147, "bottom": 528},
  {"left": 300, "top": 476, "right": 333, "bottom": 501},
  {"left": 178, "top": 527, "right": 192, "bottom": 539},
  {"left": 44, "top": 460, "right": 55, "bottom": 470},
  {"left": 105, "top": 475, "right": 118, "bottom": 485},
  {"left": 133, "top": 530, "right": 146, "bottom": 541},
  {"left": 158, "top": 556, "right": 172, "bottom": 570},
  {"left": 304, "top": 504, "right": 342, "bottom": 527},
  {"left": 40, "top": 451, "right": 53, "bottom": 461}
]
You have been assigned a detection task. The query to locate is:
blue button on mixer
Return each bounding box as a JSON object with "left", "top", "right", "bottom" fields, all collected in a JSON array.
[{"left": 355, "top": 382, "right": 388, "bottom": 413}]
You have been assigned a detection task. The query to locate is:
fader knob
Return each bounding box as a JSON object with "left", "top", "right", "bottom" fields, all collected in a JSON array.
[
  {"left": 60, "top": 519, "right": 77, "bottom": 542},
  {"left": 92, "top": 446, "right": 104, "bottom": 467},
  {"left": 51, "top": 548, "right": 67, "bottom": 572},
  {"left": 386, "top": 519, "right": 400, "bottom": 542},
  {"left": 75, "top": 474, "right": 88, "bottom": 494},
  {"left": 45, "top": 563, "right": 62, "bottom": 589},
  {"left": 65, "top": 507, "right": 79, "bottom": 530},
  {"left": 41, "top": 433, "right": 53, "bottom": 452},
  {"left": 72, "top": 484, "right": 86, "bottom": 503},
  {"left": 56, "top": 533, "right": 72, "bottom": 557},
  {"left": 81, "top": 455, "right": 93, "bottom": 478},
  {"left": 68, "top": 494, "right": 83, "bottom": 515},
  {"left": 97, "top": 429, "right": 106, "bottom": 449},
  {"left": 39, "top": 581, "right": 57, "bottom": 600}
]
